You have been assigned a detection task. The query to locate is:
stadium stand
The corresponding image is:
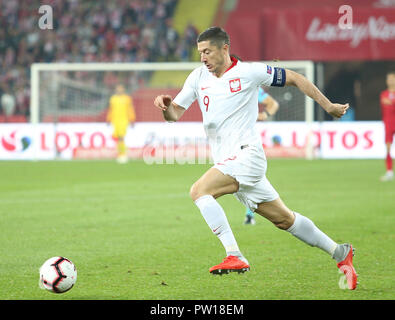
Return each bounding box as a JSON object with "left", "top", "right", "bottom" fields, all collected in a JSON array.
[{"left": 0, "top": 0, "right": 206, "bottom": 122}]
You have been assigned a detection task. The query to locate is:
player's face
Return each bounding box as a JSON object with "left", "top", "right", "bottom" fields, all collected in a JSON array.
[
  {"left": 116, "top": 85, "right": 125, "bottom": 94},
  {"left": 386, "top": 74, "right": 395, "bottom": 90},
  {"left": 197, "top": 41, "right": 227, "bottom": 75}
]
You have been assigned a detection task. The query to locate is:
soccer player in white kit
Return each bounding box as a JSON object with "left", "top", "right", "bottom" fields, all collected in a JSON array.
[{"left": 154, "top": 27, "right": 357, "bottom": 289}]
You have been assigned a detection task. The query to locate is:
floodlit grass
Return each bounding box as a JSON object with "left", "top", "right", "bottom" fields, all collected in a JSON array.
[{"left": 0, "top": 159, "right": 393, "bottom": 300}]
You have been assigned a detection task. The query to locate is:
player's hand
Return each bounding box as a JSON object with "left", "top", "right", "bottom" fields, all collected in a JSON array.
[
  {"left": 257, "top": 112, "right": 268, "bottom": 121},
  {"left": 154, "top": 94, "right": 172, "bottom": 111},
  {"left": 327, "top": 103, "right": 349, "bottom": 119},
  {"left": 381, "top": 97, "right": 392, "bottom": 105}
]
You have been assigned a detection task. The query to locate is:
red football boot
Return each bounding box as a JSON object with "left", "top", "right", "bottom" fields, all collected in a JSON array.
[
  {"left": 209, "top": 255, "right": 250, "bottom": 275},
  {"left": 337, "top": 244, "right": 358, "bottom": 290}
]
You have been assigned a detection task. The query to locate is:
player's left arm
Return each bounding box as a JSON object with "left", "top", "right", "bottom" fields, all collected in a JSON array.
[
  {"left": 128, "top": 97, "right": 136, "bottom": 124},
  {"left": 284, "top": 69, "right": 349, "bottom": 119},
  {"left": 381, "top": 95, "right": 392, "bottom": 105},
  {"left": 106, "top": 98, "right": 114, "bottom": 124}
]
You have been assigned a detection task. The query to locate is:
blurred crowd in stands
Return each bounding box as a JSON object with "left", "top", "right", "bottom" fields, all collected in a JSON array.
[{"left": 0, "top": 0, "right": 199, "bottom": 121}]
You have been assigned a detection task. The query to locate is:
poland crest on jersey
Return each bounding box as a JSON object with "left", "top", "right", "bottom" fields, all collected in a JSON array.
[{"left": 229, "top": 78, "right": 241, "bottom": 93}]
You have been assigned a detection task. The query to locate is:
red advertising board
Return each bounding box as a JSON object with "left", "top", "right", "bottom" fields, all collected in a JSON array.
[{"left": 224, "top": 0, "right": 395, "bottom": 61}]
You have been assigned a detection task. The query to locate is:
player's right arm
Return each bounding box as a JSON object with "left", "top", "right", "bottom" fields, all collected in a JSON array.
[
  {"left": 154, "top": 94, "right": 186, "bottom": 122},
  {"left": 154, "top": 69, "right": 199, "bottom": 122}
]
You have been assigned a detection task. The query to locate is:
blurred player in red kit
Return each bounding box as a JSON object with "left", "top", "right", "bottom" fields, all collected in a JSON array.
[{"left": 380, "top": 72, "right": 395, "bottom": 181}]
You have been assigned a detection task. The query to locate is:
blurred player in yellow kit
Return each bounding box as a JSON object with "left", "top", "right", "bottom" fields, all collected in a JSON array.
[{"left": 107, "top": 84, "right": 136, "bottom": 163}]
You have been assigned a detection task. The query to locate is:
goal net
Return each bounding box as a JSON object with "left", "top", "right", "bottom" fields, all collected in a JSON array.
[{"left": 30, "top": 61, "right": 315, "bottom": 160}]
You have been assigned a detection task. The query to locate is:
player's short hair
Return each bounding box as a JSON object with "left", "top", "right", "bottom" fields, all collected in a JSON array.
[
  {"left": 197, "top": 27, "right": 230, "bottom": 48},
  {"left": 387, "top": 71, "right": 395, "bottom": 76}
]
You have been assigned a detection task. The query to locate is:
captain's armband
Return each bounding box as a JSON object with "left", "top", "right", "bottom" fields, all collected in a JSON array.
[{"left": 270, "top": 67, "right": 286, "bottom": 87}]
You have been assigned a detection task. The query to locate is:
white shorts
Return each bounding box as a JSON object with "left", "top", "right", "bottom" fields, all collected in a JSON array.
[{"left": 213, "top": 144, "right": 279, "bottom": 212}]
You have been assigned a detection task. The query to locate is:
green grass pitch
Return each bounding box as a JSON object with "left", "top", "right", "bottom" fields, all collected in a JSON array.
[{"left": 0, "top": 159, "right": 393, "bottom": 300}]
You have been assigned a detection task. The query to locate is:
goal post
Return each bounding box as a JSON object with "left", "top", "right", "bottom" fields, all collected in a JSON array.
[
  {"left": 30, "top": 60, "right": 315, "bottom": 160},
  {"left": 30, "top": 61, "right": 314, "bottom": 123},
  {"left": 30, "top": 62, "right": 201, "bottom": 125}
]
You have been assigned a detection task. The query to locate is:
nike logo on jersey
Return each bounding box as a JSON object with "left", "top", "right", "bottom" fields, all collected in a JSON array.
[{"left": 201, "top": 86, "right": 210, "bottom": 90}]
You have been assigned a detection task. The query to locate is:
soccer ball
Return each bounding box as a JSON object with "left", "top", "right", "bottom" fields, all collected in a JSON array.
[{"left": 39, "top": 257, "right": 77, "bottom": 293}]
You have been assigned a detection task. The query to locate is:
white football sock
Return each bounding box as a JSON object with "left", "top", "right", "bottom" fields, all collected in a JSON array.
[
  {"left": 286, "top": 212, "right": 338, "bottom": 258},
  {"left": 194, "top": 195, "right": 244, "bottom": 259}
]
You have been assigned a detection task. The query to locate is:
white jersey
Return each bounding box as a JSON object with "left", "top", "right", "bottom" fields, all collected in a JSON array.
[{"left": 173, "top": 58, "right": 285, "bottom": 163}]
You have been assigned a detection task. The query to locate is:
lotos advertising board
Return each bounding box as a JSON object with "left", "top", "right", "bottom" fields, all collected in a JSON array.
[
  {"left": 259, "top": 122, "right": 387, "bottom": 159},
  {"left": 0, "top": 122, "right": 392, "bottom": 161}
]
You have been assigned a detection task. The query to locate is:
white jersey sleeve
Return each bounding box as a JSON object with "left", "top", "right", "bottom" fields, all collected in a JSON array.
[
  {"left": 249, "top": 62, "right": 286, "bottom": 88},
  {"left": 173, "top": 68, "right": 200, "bottom": 110}
]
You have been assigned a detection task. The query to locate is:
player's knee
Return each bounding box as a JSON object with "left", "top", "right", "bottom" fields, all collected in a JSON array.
[
  {"left": 274, "top": 219, "right": 292, "bottom": 230},
  {"left": 190, "top": 181, "right": 214, "bottom": 201},
  {"left": 273, "top": 213, "right": 294, "bottom": 230},
  {"left": 189, "top": 182, "right": 202, "bottom": 201},
  {"left": 257, "top": 200, "right": 295, "bottom": 230},
  {"left": 265, "top": 209, "right": 294, "bottom": 230}
]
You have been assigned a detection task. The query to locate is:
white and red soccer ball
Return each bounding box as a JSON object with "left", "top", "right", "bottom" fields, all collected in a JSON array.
[{"left": 39, "top": 257, "right": 77, "bottom": 293}]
